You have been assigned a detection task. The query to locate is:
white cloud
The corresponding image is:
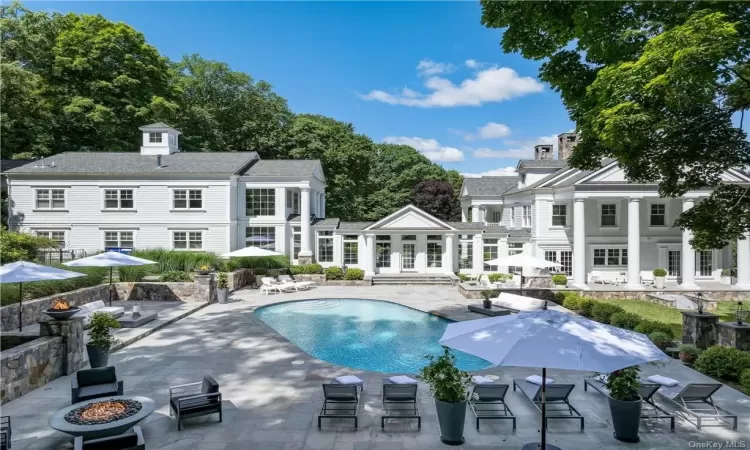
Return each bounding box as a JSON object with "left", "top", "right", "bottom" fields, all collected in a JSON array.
[
  {"left": 471, "top": 134, "right": 559, "bottom": 159},
  {"left": 472, "top": 148, "right": 528, "bottom": 159},
  {"left": 383, "top": 136, "right": 465, "bottom": 162},
  {"left": 462, "top": 166, "right": 518, "bottom": 178},
  {"left": 455, "top": 122, "right": 512, "bottom": 141},
  {"left": 360, "top": 66, "right": 544, "bottom": 108},
  {"left": 465, "top": 59, "right": 479, "bottom": 69},
  {"left": 416, "top": 59, "right": 456, "bottom": 76}
]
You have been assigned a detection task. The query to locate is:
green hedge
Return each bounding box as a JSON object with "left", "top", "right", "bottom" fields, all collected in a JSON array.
[
  {"left": 0, "top": 266, "right": 108, "bottom": 306},
  {"left": 578, "top": 298, "right": 597, "bottom": 318},
  {"left": 741, "top": 369, "right": 750, "bottom": 394},
  {"left": 609, "top": 312, "right": 642, "bottom": 330},
  {"left": 290, "top": 263, "right": 324, "bottom": 275},
  {"left": 117, "top": 266, "right": 149, "bottom": 282},
  {"left": 344, "top": 268, "right": 365, "bottom": 280},
  {"left": 648, "top": 331, "right": 673, "bottom": 350},
  {"left": 634, "top": 320, "right": 675, "bottom": 339},
  {"left": 694, "top": 346, "right": 750, "bottom": 382},
  {"left": 591, "top": 303, "right": 625, "bottom": 324},
  {"left": 551, "top": 274, "right": 568, "bottom": 286},
  {"left": 225, "top": 255, "right": 288, "bottom": 271},
  {"left": 325, "top": 266, "right": 344, "bottom": 280},
  {"left": 487, "top": 273, "right": 512, "bottom": 283},
  {"left": 159, "top": 271, "right": 193, "bottom": 282}
]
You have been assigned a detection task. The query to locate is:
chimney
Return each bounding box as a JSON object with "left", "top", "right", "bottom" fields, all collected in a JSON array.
[
  {"left": 558, "top": 132, "right": 579, "bottom": 160},
  {"left": 156, "top": 155, "right": 162, "bottom": 168},
  {"left": 534, "top": 145, "right": 553, "bottom": 160}
]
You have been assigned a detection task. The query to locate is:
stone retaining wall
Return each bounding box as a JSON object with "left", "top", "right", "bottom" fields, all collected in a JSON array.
[
  {"left": 1, "top": 336, "right": 64, "bottom": 404},
  {"left": 228, "top": 269, "right": 254, "bottom": 291}
]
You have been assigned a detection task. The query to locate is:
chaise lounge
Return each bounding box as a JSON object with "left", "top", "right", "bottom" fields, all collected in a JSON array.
[
  {"left": 584, "top": 377, "right": 674, "bottom": 431},
  {"left": 469, "top": 384, "right": 516, "bottom": 431},
  {"left": 318, "top": 384, "right": 360, "bottom": 430},
  {"left": 654, "top": 382, "right": 737, "bottom": 430},
  {"left": 492, "top": 293, "right": 546, "bottom": 312},
  {"left": 513, "top": 379, "right": 583, "bottom": 431},
  {"left": 380, "top": 379, "right": 421, "bottom": 430}
]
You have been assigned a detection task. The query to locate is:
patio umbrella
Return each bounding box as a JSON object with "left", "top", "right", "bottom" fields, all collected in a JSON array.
[
  {"left": 439, "top": 309, "right": 668, "bottom": 450},
  {"left": 64, "top": 251, "right": 156, "bottom": 306},
  {"left": 0, "top": 261, "right": 85, "bottom": 331},
  {"left": 221, "top": 246, "right": 282, "bottom": 258},
  {"left": 485, "top": 253, "right": 562, "bottom": 295}
]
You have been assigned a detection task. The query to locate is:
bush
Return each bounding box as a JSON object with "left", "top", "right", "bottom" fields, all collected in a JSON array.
[
  {"left": 86, "top": 311, "right": 121, "bottom": 352},
  {"left": 344, "top": 268, "right": 365, "bottom": 280},
  {"left": 252, "top": 267, "right": 267, "bottom": 276},
  {"left": 487, "top": 273, "right": 512, "bottom": 283},
  {"left": 0, "top": 265, "right": 108, "bottom": 306},
  {"left": 554, "top": 291, "right": 566, "bottom": 303},
  {"left": 0, "top": 228, "right": 57, "bottom": 263},
  {"left": 635, "top": 320, "right": 675, "bottom": 338},
  {"left": 217, "top": 272, "right": 229, "bottom": 289},
  {"left": 225, "top": 255, "right": 288, "bottom": 271},
  {"left": 129, "top": 249, "right": 221, "bottom": 273},
  {"left": 117, "top": 266, "right": 149, "bottom": 282},
  {"left": 577, "top": 298, "right": 597, "bottom": 318},
  {"left": 694, "top": 346, "right": 750, "bottom": 382},
  {"left": 290, "top": 265, "right": 305, "bottom": 275},
  {"left": 591, "top": 303, "right": 625, "bottom": 324},
  {"left": 609, "top": 312, "right": 642, "bottom": 330},
  {"left": 325, "top": 266, "right": 344, "bottom": 280},
  {"left": 740, "top": 369, "right": 750, "bottom": 394},
  {"left": 290, "top": 264, "right": 323, "bottom": 275},
  {"left": 677, "top": 344, "right": 700, "bottom": 357},
  {"left": 457, "top": 273, "right": 470, "bottom": 282},
  {"left": 160, "top": 271, "right": 193, "bottom": 282},
  {"left": 562, "top": 294, "right": 582, "bottom": 311},
  {"left": 653, "top": 268, "right": 667, "bottom": 277},
  {"left": 551, "top": 274, "right": 567, "bottom": 286},
  {"left": 648, "top": 331, "right": 673, "bottom": 349}
]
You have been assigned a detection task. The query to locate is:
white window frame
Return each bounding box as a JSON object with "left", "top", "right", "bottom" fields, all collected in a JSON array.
[
  {"left": 600, "top": 203, "right": 618, "bottom": 228},
  {"left": 149, "top": 132, "right": 162, "bottom": 143},
  {"left": 458, "top": 234, "right": 473, "bottom": 270},
  {"left": 522, "top": 205, "right": 531, "bottom": 228},
  {"left": 103, "top": 189, "right": 135, "bottom": 210},
  {"left": 36, "top": 230, "right": 66, "bottom": 248},
  {"left": 172, "top": 189, "right": 204, "bottom": 210},
  {"left": 245, "top": 188, "right": 276, "bottom": 217},
  {"left": 649, "top": 202, "right": 667, "bottom": 228},
  {"left": 103, "top": 230, "right": 134, "bottom": 249},
  {"left": 591, "top": 245, "right": 628, "bottom": 267},
  {"left": 172, "top": 230, "right": 203, "bottom": 250},
  {"left": 509, "top": 206, "right": 516, "bottom": 228},
  {"left": 317, "top": 231, "right": 334, "bottom": 263},
  {"left": 491, "top": 210, "right": 503, "bottom": 224},
  {"left": 543, "top": 249, "right": 572, "bottom": 276},
  {"left": 343, "top": 235, "right": 358, "bottom": 265},
  {"left": 35, "top": 188, "right": 66, "bottom": 210},
  {"left": 551, "top": 204, "right": 568, "bottom": 227}
]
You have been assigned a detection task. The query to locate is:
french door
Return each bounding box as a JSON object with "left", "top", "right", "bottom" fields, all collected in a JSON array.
[
  {"left": 402, "top": 244, "right": 415, "bottom": 271},
  {"left": 667, "top": 250, "right": 681, "bottom": 277}
]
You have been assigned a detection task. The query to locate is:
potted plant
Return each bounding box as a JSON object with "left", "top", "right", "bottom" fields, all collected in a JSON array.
[
  {"left": 480, "top": 290, "right": 493, "bottom": 309},
  {"left": 677, "top": 344, "right": 700, "bottom": 364},
  {"left": 419, "top": 347, "right": 472, "bottom": 445},
  {"left": 648, "top": 331, "right": 673, "bottom": 350},
  {"left": 721, "top": 269, "right": 734, "bottom": 285},
  {"left": 606, "top": 365, "right": 642, "bottom": 443},
  {"left": 551, "top": 274, "right": 567, "bottom": 287},
  {"left": 216, "top": 272, "right": 229, "bottom": 304},
  {"left": 653, "top": 268, "right": 667, "bottom": 289},
  {"left": 196, "top": 265, "right": 211, "bottom": 275},
  {"left": 85, "top": 312, "right": 121, "bottom": 368}
]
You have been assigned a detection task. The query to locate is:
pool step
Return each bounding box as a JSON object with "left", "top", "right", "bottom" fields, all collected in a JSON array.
[{"left": 372, "top": 275, "right": 455, "bottom": 286}]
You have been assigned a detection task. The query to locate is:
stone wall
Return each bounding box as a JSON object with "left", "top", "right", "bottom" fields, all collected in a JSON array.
[
  {"left": 293, "top": 274, "right": 371, "bottom": 286},
  {"left": 718, "top": 322, "right": 750, "bottom": 351},
  {"left": 682, "top": 311, "right": 718, "bottom": 349},
  {"left": 113, "top": 275, "right": 215, "bottom": 303},
  {"left": 1, "top": 336, "right": 63, "bottom": 404},
  {"left": 228, "top": 269, "right": 254, "bottom": 291},
  {"left": 39, "top": 317, "right": 86, "bottom": 375}
]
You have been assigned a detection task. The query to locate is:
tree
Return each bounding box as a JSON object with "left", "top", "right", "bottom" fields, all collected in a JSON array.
[
  {"left": 481, "top": 1, "right": 750, "bottom": 249},
  {"left": 410, "top": 180, "right": 461, "bottom": 222}
]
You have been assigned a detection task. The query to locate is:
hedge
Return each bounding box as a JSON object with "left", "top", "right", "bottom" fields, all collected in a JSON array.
[
  {"left": 578, "top": 298, "right": 597, "bottom": 318},
  {"left": 128, "top": 249, "right": 221, "bottom": 273},
  {"left": 591, "top": 303, "right": 625, "bottom": 324},
  {"left": 159, "top": 271, "right": 193, "bottom": 282},
  {"left": 634, "top": 320, "right": 675, "bottom": 339},
  {"left": 0, "top": 266, "right": 108, "bottom": 306},
  {"left": 325, "top": 266, "right": 344, "bottom": 280},
  {"left": 290, "top": 263, "right": 324, "bottom": 275},
  {"left": 226, "top": 255, "right": 289, "bottom": 271},
  {"left": 344, "top": 268, "right": 365, "bottom": 280},
  {"left": 487, "top": 273, "right": 512, "bottom": 283},
  {"left": 694, "top": 346, "right": 750, "bottom": 382},
  {"left": 741, "top": 369, "right": 750, "bottom": 394},
  {"left": 551, "top": 274, "right": 567, "bottom": 286},
  {"left": 648, "top": 331, "right": 673, "bottom": 350},
  {"left": 609, "top": 312, "right": 642, "bottom": 330}
]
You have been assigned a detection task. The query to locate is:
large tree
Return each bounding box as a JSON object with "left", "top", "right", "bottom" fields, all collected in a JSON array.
[
  {"left": 482, "top": 1, "right": 750, "bottom": 249},
  {"left": 410, "top": 180, "right": 461, "bottom": 222}
]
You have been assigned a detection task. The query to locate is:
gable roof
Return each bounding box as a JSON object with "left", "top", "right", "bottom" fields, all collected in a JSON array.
[
  {"left": 5, "top": 152, "right": 258, "bottom": 175},
  {"left": 365, "top": 204, "right": 457, "bottom": 231},
  {"left": 462, "top": 176, "right": 518, "bottom": 196},
  {"left": 242, "top": 160, "right": 322, "bottom": 179},
  {"left": 138, "top": 122, "right": 181, "bottom": 134},
  {"left": 516, "top": 159, "right": 567, "bottom": 170},
  {"left": 1, "top": 160, "right": 33, "bottom": 173}
]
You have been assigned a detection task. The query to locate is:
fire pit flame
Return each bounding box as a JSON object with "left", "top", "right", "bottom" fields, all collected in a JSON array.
[
  {"left": 80, "top": 401, "right": 126, "bottom": 421},
  {"left": 65, "top": 399, "right": 142, "bottom": 425},
  {"left": 51, "top": 300, "right": 71, "bottom": 310}
]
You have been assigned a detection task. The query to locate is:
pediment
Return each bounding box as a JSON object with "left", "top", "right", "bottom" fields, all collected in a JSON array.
[
  {"left": 578, "top": 163, "right": 750, "bottom": 185},
  {"left": 365, "top": 205, "right": 456, "bottom": 231}
]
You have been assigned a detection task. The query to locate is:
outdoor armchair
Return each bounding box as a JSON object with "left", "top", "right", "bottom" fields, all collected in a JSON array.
[
  {"left": 71, "top": 366, "right": 123, "bottom": 404},
  {"left": 1, "top": 416, "right": 10, "bottom": 450},
  {"left": 169, "top": 375, "right": 223, "bottom": 431},
  {"left": 73, "top": 425, "right": 145, "bottom": 450}
]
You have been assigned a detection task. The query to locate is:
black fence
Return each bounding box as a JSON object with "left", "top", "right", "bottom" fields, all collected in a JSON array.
[{"left": 36, "top": 249, "right": 89, "bottom": 265}]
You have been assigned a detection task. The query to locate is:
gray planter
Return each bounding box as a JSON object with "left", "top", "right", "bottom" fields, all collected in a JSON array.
[
  {"left": 608, "top": 396, "right": 642, "bottom": 443},
  {"left": 86, "top": 344, "right": 109, "bottom": 368},
  {"left": 217, "top": 287, "right": 229, "bottom": 304},
  {"left": 435, "top": 399, "right": 466, "bottom": 445},
  {"left": 654, "top": 276, "right": 666, "bottom": 289}
]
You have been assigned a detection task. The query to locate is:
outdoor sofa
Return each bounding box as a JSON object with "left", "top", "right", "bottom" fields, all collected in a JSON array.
[
  {"left": 73, "top": 300, "right": 125, "bottom": 324},
  {"left": 491, "top": 293, "right": 546, "bottom": 312}
]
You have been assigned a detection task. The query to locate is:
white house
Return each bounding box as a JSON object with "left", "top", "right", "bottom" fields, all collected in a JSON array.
[{"left": 6, "top": 124, "right": 750, "bottom": 289}]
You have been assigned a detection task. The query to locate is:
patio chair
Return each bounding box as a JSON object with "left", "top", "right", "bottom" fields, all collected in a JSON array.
[
  {"left": 381, "top": 379, "right": 421, "bottom": 430},
  {"left": 584, "top": 378, "right": 674, "bottom": 431},
  {"left": 640, "top": 271, "right": 655, "bottom": 286},
  {"left": 279, "top": 274, "right": 316, "bottom": 290},
  {"left": 654, "top": 383, "right": 737, "bottom": 430},
  {"left": 469, "top": 384, "right": 516, "bottom": 431},
  {"left": 73, "top": 425, "right": 145, "bottom": 450},
  {"left": 478, "top": 274, "right": 494, "bottom": 289},
  {"left": 169, "top": 375, "right": 222, "bottom": 431},
  {"left": 260, "top": 277, "right": 282, "bottom": 295},
  {"left": 71, "top": 366, "right": 123, "bottom": 404},
  {"left": 513, "top": 379, "right": 583, "bottom": 431},
  {"left": 1, "top": 416, "right": 10, "bottom": 450},
  {"left": 589, "top": 271, "right": 605, "bottom": 284},
  {"left": 318, "top": 383, "right": 360, "bottom": 430}
]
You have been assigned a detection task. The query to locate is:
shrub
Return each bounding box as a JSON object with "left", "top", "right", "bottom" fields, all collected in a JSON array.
[
  {"left": 418, "top": 347, "right": 472, "bottom": 403},
  {"left": 290, "top": 265, "right": 305, "bottom": 275},
  {"left": 591, "top": 303, "right": 625, "bottom": 324},
  {"left": 554, "top": 291, "right": 566, "bottom": 303},
  {"left": 117, "top": 266, "right": 149, "bottom": 282},
  {"left": 648, "top": 331, "right": 673, "bottom": 350},
  {"left": 551, "top": 274, "right": 567, "bottom": 286},
  {"left": 677, "top": 344, "right": 700, "bottom": 357},
  {"left": 609, "top": 312, "right": 642, "bottom": 330},
  {"left": 487, "top": 273, "right": 512, "bottom": 283},
  {"left": 252, "top": 268, "right": 267, "bottom": 276},
  {"left": 225, "top": 255, "right": 288, "bottom": 271},
  {"left": 577, "top": 298, "right": 597, "bottom": 318},
  {"left": 344, "top": 268, "right": 365, "bottom": 280},
  {"left": 86, "top": 311, "right": 121, "bottom": 352},
  {"left": 304, "top": 263, "right": 324, "bottom": 274},
  {"left": 634, "top": 320, "right": 675, "bottom": 338},
  {"left": 325, "top": 266, "right": 344, "bottom": 280},
  {"left": 160, "top": 271, "right": 193, "bottom": 282},
  {"left": 457, "top": 273, "right": 470, "bottom": 282},
  {"left": 0, "top": 228, "right": 57, "bottom": 264},
  {"left": 217, "top": 272, "right": 229, "bottom": 289},
  {"left": 653, "top": 268, "right": 667, "bottom": 277},
  {"left": 562, "top": 295, "right": 582, "bottom": 311},
  {"left": 0, "top": 265, "right": 108, "bottom": 306},
  {"left": 694, "top": 346, "right": 750, "bottom": 382},
  {"left": 740, "top": 369, "right": 750, "bottom": 394},
  {"left": 129, "top": 249, "right": 220, "bottom": 273}
]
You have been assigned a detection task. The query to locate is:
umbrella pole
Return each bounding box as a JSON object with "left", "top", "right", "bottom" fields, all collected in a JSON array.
[
  {"left": 541, "top": 367, "right": 547, "bottom": 449},
  {"left": 109, "top": 266, "right": 113, "bottom": 307},
  {"left": 18, "top": 283, "right": 23, "bottom": 332}
]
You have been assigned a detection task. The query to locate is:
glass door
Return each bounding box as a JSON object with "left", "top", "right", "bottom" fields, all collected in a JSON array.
[
  {"left": 402, "top": 244, "right": 415, "bottom": 271},
  {"left": 697, "top": 250, "right": 712, "bottom": 277},
  {"left": 667, "top": 250, "right": 681, "bottom": 277}
]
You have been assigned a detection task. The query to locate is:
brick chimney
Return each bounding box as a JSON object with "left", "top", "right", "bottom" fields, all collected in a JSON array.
[
  {"left": 534, "top": 144, "right": 553, "bottom": 160},
  {"left": 558, "top": 132, "right": 579, "bottom": 160}
]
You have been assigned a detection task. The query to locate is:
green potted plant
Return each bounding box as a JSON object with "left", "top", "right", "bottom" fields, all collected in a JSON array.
[
  {"left": 419, "top": 347, "right": 472, "bottom": 445},
  {"left": 551, "top": 274, "right": 567, "bottom": 287},
  {"left": 648, "top": 331, "right": 673, "bottom": 350},
  {"left": 216, "top": 272, "right": 229, "bottom": 304},
  {"left": 480, "top": 290, "right": 493, "bottom": 309},
  {"left": 653, "top": 268, "right": 667, "bottom": 289},
  {"left": 605, "top": 365, "right": 642, "bottom": 443},
  {"left": 677, "top": 343, "right": 700, "bottom": 364},
  {"left": 85, "top": 312, "right": 121, "bottom": 368}
]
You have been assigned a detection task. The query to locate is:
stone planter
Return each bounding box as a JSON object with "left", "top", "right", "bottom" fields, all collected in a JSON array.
[
  {"left": 435, "top": 399, "right": 466, "bottom": 445},
  {"left": 679, "top": 352, "right": 697, "bottom": 364},
  {"left": 196, "top": 270, "right": 211, "bottom": 276},
  {"left": 654, "top": 276, "right": 666, "bottom": 289},
  {"left": 216, "top": 288, "right": 228, "bottom": 304},
  {"left": 86, "top": 344, "right": 109, "bottom": 369},
  {"left": 609, "top": 396, "right": 642, "bottom": 443}
]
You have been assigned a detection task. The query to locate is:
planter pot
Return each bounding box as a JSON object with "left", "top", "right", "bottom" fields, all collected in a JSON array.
[
  {"left": 679, "top": 352, "right": 697, "bottom": 364},
  {"left": 43, "top": 307, "right": 81, "bottom": 321},
  {"left": 654, "top": 276, "right": 666, "bottom": 289},
  {"left": 86, "top": 344, "right": 109, "bottom": 369},
  {"left": 196, "top": 270, "right": 211, "bottom": 276},
  {"left": 721, "top": 276, "right": 732, "bottom": 285},
  {"left": 217, "top": 288, "right": 229, "bottom": 304},
  {"left": 482, "top": 299, "right": 492, "bottom": 309},
  {"left": 435, "top": 399, "right": 466, "bottom": 446},
  {"left": 608, "top": 396, "right": 642, "bottom": 443}
]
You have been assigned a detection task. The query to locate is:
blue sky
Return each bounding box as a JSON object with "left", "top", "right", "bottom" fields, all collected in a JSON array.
[{"left": 31, "top": 1, "right": 573, "bottom": 176}]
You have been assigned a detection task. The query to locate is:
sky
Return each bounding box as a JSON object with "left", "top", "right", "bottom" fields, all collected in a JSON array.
[{"left": 29, "top": 1, "right": 574, "bottom": 177}]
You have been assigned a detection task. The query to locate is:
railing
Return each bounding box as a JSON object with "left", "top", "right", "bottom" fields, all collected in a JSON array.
[{"left": 36, "top": 249, "right": 89, "bottom": 265}]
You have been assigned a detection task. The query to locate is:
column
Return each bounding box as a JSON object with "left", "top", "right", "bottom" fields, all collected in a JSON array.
[
  {"left": 319, "top": 193, "right": 325, "bottom": 218},
  {"left": 461, "top": 207, "right": 467, "bottom": 222},
  {"left": 332, "top": 234, "right": 342, "bottom": 266},
  {"left": 473, "top": 234, "right": 484, "bottom": 273},
  {"left": 573, "top": 199, "right": 586, "bottom": 287},
  {"left": 480, "top": 206, "right": 487, "bottom": 224},
  {"left": 444, "top": 234, "right": 455, "bottom": 274},
  {"left": 627, "top": 198, "right": 641, "bottom": 288},
  {"left": 472, "top": 206, "right": 480, "bottom": 223},
  {"left": 299, "top": 188, "right": 312, "bottom": 263},
  {"left": 681, "top": 199, "right": 697, "bottom": 288},
  {"left": 364, "top": 234, "right": 375, "bottom": 275},
  {"left": 737, "top": 233, "right": 750, "bottom": 288}
]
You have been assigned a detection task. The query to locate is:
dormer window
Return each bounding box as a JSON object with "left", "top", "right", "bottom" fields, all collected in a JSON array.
[{"left": 149, "top": 133, "right": 162, "bottom": 143}]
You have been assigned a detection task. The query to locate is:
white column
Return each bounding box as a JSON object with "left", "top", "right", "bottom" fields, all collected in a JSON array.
[
  {"left": 573, "top": 199, "right": 586, "bottom": 287},
  {"left": 681, "top": 199, "right": 697, "bottom": 288},
  {"left": 627, "top": 198, "right": 641, "bottom": 288},
  {"left": 320, "top": 193, "right": 326, "bottom": 218},
  {"left": 299, "top": 188, "right": 312, "bottom": 258},
  {"left": 472, "top": 234, "right": 484, "bottom": 272},
  {"left": 364, "top": 234, "right": 375, "bottom": 275},
  {"left": 471, "top": 206, "right": 480, "bottom": 223},
  {"left": 444, "top": 234, "right": 455, "bottom": 274},
  {"left": 461, "top": 207, "right": 467, "bottom": 222},
  {"left": 332, "top": 234, "right": 342, "bottom": 266},
  {"left": 737, "top": 233, "right": 750, "bottom": 288}
]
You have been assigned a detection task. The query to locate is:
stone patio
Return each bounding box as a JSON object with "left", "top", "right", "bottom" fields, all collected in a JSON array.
[{"left": 2, "top": 285, "right": 748, "bottom": 449}]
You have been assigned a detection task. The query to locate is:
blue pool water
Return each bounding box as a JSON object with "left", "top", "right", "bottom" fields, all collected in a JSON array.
[{"left": 254, "top": 299, "right": 492, "bottom": 373}]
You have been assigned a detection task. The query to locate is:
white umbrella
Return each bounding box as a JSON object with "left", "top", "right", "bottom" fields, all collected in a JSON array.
[
  {"left": 440, "top": 309, "right": 668, "bottom": 450},
  {"left": 0, "top": 261, "right": 86, "bottom": 331},
  {"left": 65, "top": 251, "right": 156, "bottom": 306},
  {"left": 221, "top": 246, "right": 282, "bottom": 258}
]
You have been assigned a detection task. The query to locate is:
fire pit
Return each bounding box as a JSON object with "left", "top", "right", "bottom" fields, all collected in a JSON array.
[
  {"left": 49, "top": 396, "right": 155, "bottom": 440},
  {"left": 64, "top": 399, "right": 142, "bottom": 425},
  {"left": 43, "top": 300, "right": 81, "bottom": 321}
]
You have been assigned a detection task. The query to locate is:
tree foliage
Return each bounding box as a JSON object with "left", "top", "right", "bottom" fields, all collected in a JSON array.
[
  {"left": 481, "top": 1, "right": 750, "bottom": 249},
  {"left": 410, "top": 180, "right": 461, "bottom": 221}
]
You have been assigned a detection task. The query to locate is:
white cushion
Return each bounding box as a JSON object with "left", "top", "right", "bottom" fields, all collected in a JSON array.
[
  {"left": 389, "top": 375, "right": 417, "bottom": 384},
  {"left": 335, "top": 375, "right": 363, "bottom": 385},
  {"left": 99, "top": 306, "right": 125, "bottom": 315},
  {"left": 525, "top": 375, "right": 554, "bottom": 385},
  {"left": 492, "top": 293, "right": 545, "bottom": 311},
  {"left": 646, "top": 375, "right": 679, "bottom": 387},
  {"left": 472, "top": 375, "right": 494, "bottom": 385}
]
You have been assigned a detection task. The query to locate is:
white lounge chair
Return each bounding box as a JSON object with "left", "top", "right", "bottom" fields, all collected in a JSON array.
[
  {"left": 640, "top": 271, "right": 655, "bottom": 285},
  {"left": 492, "top": 293, "right": 546, "bottom": 311},
  {"left": 73, "top": 300, "right": 125, "bottom": 325},
  {"left": 260, "top": 277, "right": 282, "bottom": 295},
  {"left": 589, "top": 271, "right": 605, "bottom": 284},
  {"left": 278, "top": 275, "right": 315, "bottom": 291}
]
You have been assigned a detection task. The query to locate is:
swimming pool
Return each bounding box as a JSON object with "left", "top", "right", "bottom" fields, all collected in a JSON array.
[{"left": 254, "top": 299, "right": 492, "bottom": 373}]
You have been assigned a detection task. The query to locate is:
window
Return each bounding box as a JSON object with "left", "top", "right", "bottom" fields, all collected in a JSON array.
[
  {"left": 36, "top": 189, "right": 65, "bottom": 209},
  {"left": 317, "top": 231, "right": 333, "bottom": 262},
  {"left": 246, "top": 227, "right": 276, "bottom": 250},
  {"left": 286, "top": 190, "right": 292, "bottom": 208},
  {"left": 698, "top": 251, "right": 712, "bottom": 277},
  {"left": 522, "top": 206, "right": 531, "bottom": 228},
  {"left": 36, "top": 231, "right": 65, "bottom": 248},
  {"left": 343, "top": 235, "right": 358, "bottom": 265},
  {"left": 544, "top": 250, "right": 572, "bottom": 276},
  {"left": 293, "top": 192, "right": 300, "bottom": 214},
  {"left": 552, "top": 204, "right": 567, "bottom": 226},
  {"left": 508, "top": 242, "right": 524, "bottom": 274},
  {"left": 593, "top": 249, "right": 606, "bottom": 266},
  {"left": 149, "top": 132, "right": 162, "bottom": 143},
  {"left": 173, "top": 189, "right": 202, "bottom": 209},
  {"left": 292, "top": 226, "right": 301, "bottom": 259},
  {"left": 592, "top": 247, "right": 627, "bottom": 266},
  {"left": 601, "top": 204, "right": 617, "bottom": 227},
  {"left": 173, "top": 231, "right": 202, "bottom": 250},
  {"left": 607, "top": 248, "right": 620, "bottom": 265},
  {"left": 544, "top": 251, "right": 556, "bottom": 264},
  {"left": 650, "top": 204, "right": 666, "bottom": 226},
  {"left": 427, "top": 236, "right": 442, "bottom": 268},
  {"left": 483, "top": 238, "right": 498, "bottom": 271},
  {"left": 246, "top": 189, "right": 275, "bottom": 216},
  {"left": 491, "top": 211, "right": 503, "bottom": 223},
  {"left": 376, "top": 235, "right": 391, "bottom": 268},
  {"left": 104, "top": 189, "right": 134, "bottom": 209},
  {"left": 104, "top": 231, "right": 134, "bottom": 249},
  {"left": 458, "top": 235, "right": 473, "bottom": 270}
]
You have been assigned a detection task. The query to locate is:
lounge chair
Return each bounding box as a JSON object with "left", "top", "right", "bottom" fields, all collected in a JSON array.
[
  {"left": 492, "top": 293, "right": 546, "bottom": 312},
  {"left": 640, "top": 271, "right": 655, "bottom": 286},
  {"left": 589, "top": 271, "right": 605, "bottom": 284},
  {"left": 260, "top": 277, "right": 282, "bottom": 295},
  {"left": 169, "top": 375, "right": 222, "bottom": 431},
  {"left": 1, "top": 416, "right": 10, "bottom": 450},
  {"left": 584, "top": 377, "right": 674, "bottom": 431},
  {"left": 279, "top": 275, "right": 315, "bottom": 290},
  {"left": 71, "top": 366, "right": 123, "bottom": 404},
  {"left": 73, "top": 300, "right": 125, "bottom": 325},
  {"left": 469, "top": 384, "right": 516, "bottom": 431},
  {"left": 381, "top": 379, "right": 421, "bottom": 430},
  {"left": 513, "top": 379, "right": 583, "bottom": 431},
  {"left": 74, "top": 426, "right": 145, "bottom": 450},
  {"left": 319, "top": 384, "right": 360, "bottom": 430},
  {"left": 655, "top": 383, "right": 737, "bottom": 430}
]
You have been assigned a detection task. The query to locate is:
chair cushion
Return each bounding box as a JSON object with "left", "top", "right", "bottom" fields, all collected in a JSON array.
[
  {"left": 335, "top": 375, "right": 363, "bottom": 385},
  {"left": 525, "top": 375, "right": 553, "bottom": 386},
  {"left": 472, "top": 375, "right": 494, "bottom": 385},
  {"left": 646, "top": 375, "right": 679, "bottom": 387},
  {"left": 171, "top": 395, "right": 221, "bottom": 414},
  {"left": 77, "top": 383, "right": 119, "bottom": 401},
  {"left": 389, "top": 375, "right": 417, "bottom": 384},
  {"left": 77, "top": 367, "right": 116, "bottom": 386},
  {"left": 202, "top": 375, "right": 219, "bottom": 394}
]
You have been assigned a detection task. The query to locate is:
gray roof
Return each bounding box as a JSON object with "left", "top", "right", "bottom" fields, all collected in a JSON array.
[
  {"left": 242, "top": 160, "right": 320, "bottom": 178},
  {"left": 1, "top": 160, "right": 33, "bottom": 172},
  {"left": 139, "top": 122, "right": 179, "bottom": 132},
  {"left": 287, "top": 215, "right": 340, "bottom": 228},
  {"left": 462, "top": 176, "right": 518, "bottom": 196},
  {"left": 337, "top": 222, "right": 375, "bottom": 231},
  {"left": 517, "top": 159, "right": 567, "bottom": 170},
  {"left": 6, "top": 152, "right": 258, "bottom": 175}
]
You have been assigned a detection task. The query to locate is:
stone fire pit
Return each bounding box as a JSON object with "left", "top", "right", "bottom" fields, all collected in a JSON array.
[{"left": 49, "top": 396, "right": 155, "bottom": 439}]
